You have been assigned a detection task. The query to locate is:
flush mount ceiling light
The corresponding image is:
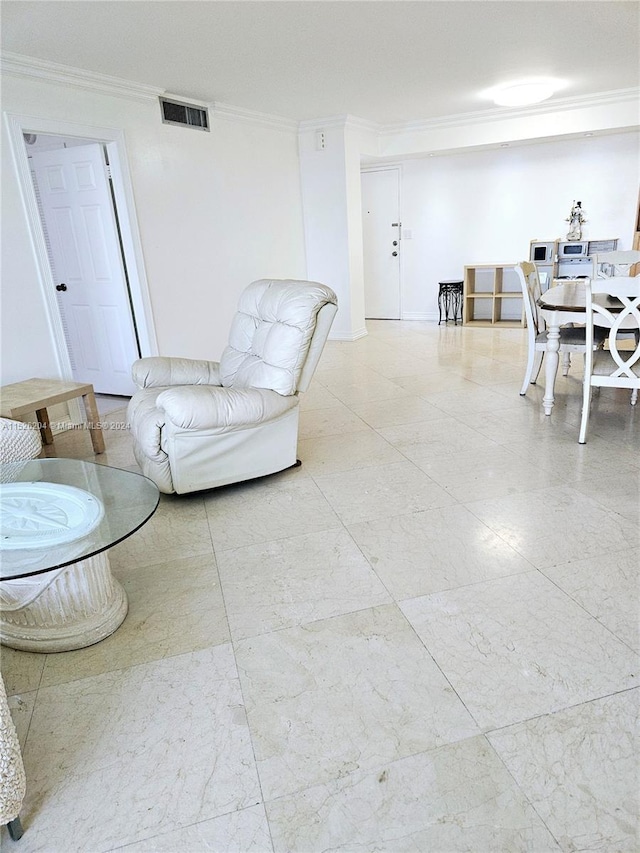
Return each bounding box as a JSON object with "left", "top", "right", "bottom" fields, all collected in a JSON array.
[{"left": 484, "top": 78, "right": 566, "bottom": 107}]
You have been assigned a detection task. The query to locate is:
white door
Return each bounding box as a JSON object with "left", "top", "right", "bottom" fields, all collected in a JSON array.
[
  {"left": 30, "top": 144, "right": 139, "bottom": 395},
  {"left": 361, "top": 168, "right": 401, "bottom": 319}
]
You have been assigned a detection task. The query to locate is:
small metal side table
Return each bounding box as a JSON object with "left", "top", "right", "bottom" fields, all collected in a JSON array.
[{"left": 438, "top": 280, "right": 464, "bottom": 325}]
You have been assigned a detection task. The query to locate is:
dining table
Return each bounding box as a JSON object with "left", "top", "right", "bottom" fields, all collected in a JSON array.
[{"left": 537, "top": 279, "right": 636, "bottom": 415}]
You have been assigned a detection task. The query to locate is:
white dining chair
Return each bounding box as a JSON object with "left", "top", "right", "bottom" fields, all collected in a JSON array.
[
  {"left": 592, "top": 250, "right": 640, "bottom": 404},
  {"left": 579, "top": 275, "right": 640, "bottom": 443},
  {"left": 515, "top": 262, "right": 604, "bottom": 397},
  {"left": 592, "top": 249, "right": 640, "bottom": 279}
]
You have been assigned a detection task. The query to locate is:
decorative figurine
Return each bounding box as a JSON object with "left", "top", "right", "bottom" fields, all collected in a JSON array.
[{"left": 566, "top": 200, "right": 586, "bottom": 241}]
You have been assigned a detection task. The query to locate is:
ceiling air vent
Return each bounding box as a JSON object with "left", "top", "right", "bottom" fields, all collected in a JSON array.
[{"left": 160, "top": 97, "right": 209, "bottom": 131}]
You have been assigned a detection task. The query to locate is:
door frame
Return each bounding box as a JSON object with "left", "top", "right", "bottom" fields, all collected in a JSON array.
[
  {"left": 4, "top": 113, "right": 158, "bottom": 401},
  {"left": 360, "top": 163, "right": 403, "bottom": 320}
]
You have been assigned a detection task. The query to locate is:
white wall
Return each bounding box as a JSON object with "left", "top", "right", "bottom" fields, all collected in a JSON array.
[
  {"left": 1, "top": 73, "right": 307, "bottom": 385},
  {"left": 378, "top": 95, "right": 639, "bottom": 160},
  {"left": 397, "top": 132, "right": 640, "bottom": 319},
  {"left": 299, "top": 119, "right": 377, "bottom": 340},
  {"left": 298, "top": 124, "right": 353, "bottom": 338}
]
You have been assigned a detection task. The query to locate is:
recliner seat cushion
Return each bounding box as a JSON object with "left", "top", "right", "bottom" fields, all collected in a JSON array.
[{"left": 220, "top": 279, "right": 336, "bottom": 395}]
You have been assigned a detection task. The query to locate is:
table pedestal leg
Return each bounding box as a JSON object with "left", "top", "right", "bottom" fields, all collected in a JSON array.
[
  {"left": 543, "top": 325, "right": 561, "bottom": 416},
  {"left": 0, "top": 552, "right": 128, "bottom": 653}
]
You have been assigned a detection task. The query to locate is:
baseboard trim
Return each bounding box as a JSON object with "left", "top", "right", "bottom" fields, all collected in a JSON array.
[
  {"left": 328, "top": 327, "right": 368, "bottom": 341},
  {"left": 402, "top": 312, "right": 438, "bottom": 322}
]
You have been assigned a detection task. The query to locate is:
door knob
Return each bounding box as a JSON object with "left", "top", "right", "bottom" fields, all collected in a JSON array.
[
  {"left": 56, "top": 283, "right": 67, "bottom": 292},
  {"left": 392, "top": 241, "right": 398, "bottom": 246},
  {"left": 392, "top": 251, "right": 398, "bottom": 257}
]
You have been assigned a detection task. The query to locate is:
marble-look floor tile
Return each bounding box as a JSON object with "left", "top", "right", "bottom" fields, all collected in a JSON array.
[
  {"left": 393, "top": 372, "right": 475, "bottom": 396},
  {"left": 297, "top": 382, "right": 339, "bottom": 411},
  {"left": 348, "top": 504, "right": 532, "bottom": 599},
  {"left": 267, "top": 736, "right": 560, "bottom": 853},
  {"left": 422, "top": 385, "right": 523, "bottom": 416},
  {"left": 217, "top": 528, "right": 390, "bottom": 640},
  {"left": 109, "top": 492, "right": 213, "bottom": 571},
  {"left": 205, "top": 470, "right": 341, "bottom": 551},
  {"left": 0, "top": 646, "right": 45, "bottom": 696},
  {"left": 91, "top": 432, "right": 138, "bottom": 469},
  {"left": 7, "top": 690, "right": 36, "bottom": 749},
  {"left": 379, "top": 416, "right": 500, "bottom": 456},
  {"left": 573, "top": 471, "right": 640, "bottom": 523},
  {"left": 41, "top": 553, "right": 229, "bottom": 687},
  {"left": 506, "top": 432, "right": 640, "bottom": 483},
  {"left": 488, "top": 690, "right": 639, "bottom": 853},
  {"left": 19, "top": 645, "right": 260, "bottom": 852},
  {"left": 322, "top": 376, "right": 408, "bottom": 407},
  {"left": 235, "top": 604, "right": 478, "bottom": 800},
  {"left": 115, "top": 804, "right": 273, "bottom": 852},
  {"left": 542, "top": 549, "right": 640, "bottom": 653},
  {"left": 298, "top": 401, "right": 368, "bottom": 439},
  {"left": 350, "top": 353, "right": 434, "bottom": 380},
  {"left": 314, "top": 363, "right": 380, "bottom": 387},
  {"left": 95, "top": 396, "right": 130, "bottom": 418},
  {"left": 315, "top": 461, "right": 456, "bottom": 525},
  {"left": 6, "top": 321, "right": 638, "bottom": 853},
  {"left": 349, "top": 394, "right": 444, "bottom": 429},
  {"left": 401, "top": 572, "right": 639, "bottom": 729},
  {"left": 453, "top": 405, "right": 570, "bottom": 444},
  {"left": 466, "top": 485, "right": 639, "bottom": 569},
  {"left": 412, "top": 445, "right": 566, "bottom": 502},
  {"left": 297, "top": 429, "right": 404, "bottom": 476},
  {"left": 454, "top": 361, "right": 527, "bottom": 387}
]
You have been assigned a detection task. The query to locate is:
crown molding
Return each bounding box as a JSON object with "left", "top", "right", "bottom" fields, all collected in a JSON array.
[
  {"left": 299, "top": 114, "right": 379, "bottom": 133},
  {"left": 0, "top": 52, "right": 298, "bottom": 131},
  {"left": 212, "top": 101, "right": 297, "bottom": 132},
  {"left": 377, "top": 88, "right": 640, "bottom": 136},
  {"left": 0, "top": 51, "right": 163, "bottom": 102},
  {"left": 4, "top": 52, "right": 636, "bottom": 138}
]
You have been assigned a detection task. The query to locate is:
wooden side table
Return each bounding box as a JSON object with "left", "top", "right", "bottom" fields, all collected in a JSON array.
[{"left": 0, "top": 378, "right": 105, "bottom": 453}]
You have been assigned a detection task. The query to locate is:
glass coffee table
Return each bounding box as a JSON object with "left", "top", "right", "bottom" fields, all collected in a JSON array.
[{"left": 0, "top": 459, "right": 159, "bottom": 652}]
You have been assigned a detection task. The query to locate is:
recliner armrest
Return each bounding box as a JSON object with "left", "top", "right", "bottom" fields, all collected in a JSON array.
[
  {"left": 132, "top": 357, "right": 221, "bottom": 389},
  {"left": 156, "top": 385, "right": 297, "bottom": 431}
]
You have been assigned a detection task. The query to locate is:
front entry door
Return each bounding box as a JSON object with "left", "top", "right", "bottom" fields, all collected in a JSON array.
[
  {"left": 30, "top": 143, "right": 139, "bottom": 395},
  {"left": 361, "top": 168, "right": 401, "bottom": 319}
]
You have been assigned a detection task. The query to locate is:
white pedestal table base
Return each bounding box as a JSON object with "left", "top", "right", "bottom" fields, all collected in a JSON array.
[{"left": 0, "top": 552, "right": 128, "bottom": 653}]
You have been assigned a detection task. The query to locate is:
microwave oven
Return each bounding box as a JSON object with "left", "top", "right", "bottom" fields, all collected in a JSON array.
[
  {"left": 529, "top": 241, "right": 555, "bottom": 263},
  {"left": 558, "top": 241, "right": 589, "bottom": 259}
]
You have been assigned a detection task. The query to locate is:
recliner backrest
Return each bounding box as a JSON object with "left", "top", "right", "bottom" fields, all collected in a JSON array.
[{"left": 219, "top": 279, "right": 338, "bottom": 396}]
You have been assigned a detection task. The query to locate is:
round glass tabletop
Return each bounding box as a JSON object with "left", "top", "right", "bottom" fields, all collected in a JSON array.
[{"left": 0, "top": 459, "right": 160, "bottom": 580}]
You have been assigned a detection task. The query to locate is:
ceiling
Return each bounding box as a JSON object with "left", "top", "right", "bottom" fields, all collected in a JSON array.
[{"left": 2, "top": 1, "right": 638, "bottom": 126}]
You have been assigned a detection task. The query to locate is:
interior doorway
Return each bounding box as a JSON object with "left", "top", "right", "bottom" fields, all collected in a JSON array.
[
  {"left": 26, "top": 134, "right": 140, "bottom": 395},
  {"left": 5, "top": 113, "right": 156, "bottom": 414},
  {"left": 361, "top": 167, "right": 401, "bottom": 319}
]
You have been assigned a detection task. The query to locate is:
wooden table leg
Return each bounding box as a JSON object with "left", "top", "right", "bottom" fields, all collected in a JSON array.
[
  {"left": 35, "top": 407, "right": 54, "bottom": 444},
  {"left": 82, "top": 391, "right": 105, "bottom": 453}
]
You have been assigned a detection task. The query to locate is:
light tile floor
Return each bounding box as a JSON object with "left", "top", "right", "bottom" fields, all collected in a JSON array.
[{"left": 2, "top": 321, "right": 638, "bottom": 852}]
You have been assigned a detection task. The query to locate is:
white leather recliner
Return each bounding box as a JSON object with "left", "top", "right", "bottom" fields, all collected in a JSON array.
[{"left": 127, "top": 279, "right": 338, "bottom": 494}]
